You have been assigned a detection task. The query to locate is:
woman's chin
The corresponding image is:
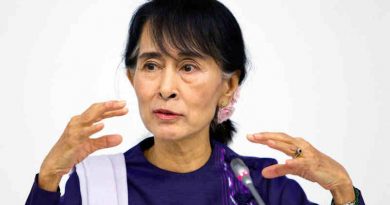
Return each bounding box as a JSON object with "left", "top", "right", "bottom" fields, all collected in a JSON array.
[{"left": 151, "top": 130, "right": 186, "bottom": 141}]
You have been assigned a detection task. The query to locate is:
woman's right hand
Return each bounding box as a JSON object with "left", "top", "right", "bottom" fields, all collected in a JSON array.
[{"left": 38, "top": 100, "right": 128, "bottom": 192}]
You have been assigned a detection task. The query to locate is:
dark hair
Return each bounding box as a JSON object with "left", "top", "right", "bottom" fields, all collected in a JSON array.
[{"left": 123, "top": 0, "right": 247, "bottom": 145}]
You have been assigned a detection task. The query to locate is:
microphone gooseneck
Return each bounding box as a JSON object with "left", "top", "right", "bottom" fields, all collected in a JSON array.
[{"left": 230, "top": 158, "right": 266, "bottom": 205}]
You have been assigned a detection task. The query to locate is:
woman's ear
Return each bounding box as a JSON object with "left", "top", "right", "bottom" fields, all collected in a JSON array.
[
  {"left": 222, "top": 70, "right": 240, "bottom": 98},
  {"left": 126, "top": 69, "right": 135, "bottom": 86}
]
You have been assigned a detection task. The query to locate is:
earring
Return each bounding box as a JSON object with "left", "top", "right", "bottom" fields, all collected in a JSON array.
[
  {"left": 219, "top": 99, "right": 228, "bottom": 108},
  {"left": 217, "top": 99, "right": 234, "bottom": 124}
]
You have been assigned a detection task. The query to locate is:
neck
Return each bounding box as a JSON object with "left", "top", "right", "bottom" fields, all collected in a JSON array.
[{"left": 144, "top": 133, "right": 212, "bottom": 173}]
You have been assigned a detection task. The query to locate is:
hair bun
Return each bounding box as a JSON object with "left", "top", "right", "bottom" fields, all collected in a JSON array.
[{"left": 209, "top": 119, "right": 236, "bottom": 145}]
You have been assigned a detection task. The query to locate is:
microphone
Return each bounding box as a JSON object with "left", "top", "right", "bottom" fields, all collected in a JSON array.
[{"left": 230, "top": 158, "right": 266, "bottom": 205}]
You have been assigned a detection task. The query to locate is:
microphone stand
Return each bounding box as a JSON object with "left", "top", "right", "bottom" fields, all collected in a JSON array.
[{"left": 230, "top": 158, "right": 266, "bottom": 205}]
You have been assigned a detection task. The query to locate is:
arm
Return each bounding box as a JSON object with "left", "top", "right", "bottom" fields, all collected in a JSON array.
[
  {"left": 331, "top": 187, "right": 365, "bottom": 205},
  {"left": 25, "top": 171, "right": 81, "bottom": 205},
  {"left": 25, "top": 100, "right": 127, "bottom": 204}
]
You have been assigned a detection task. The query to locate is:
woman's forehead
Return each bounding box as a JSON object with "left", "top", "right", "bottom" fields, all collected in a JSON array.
[
  {"left": 137, "top": 22, "right": 210, "bottom": 61},
  {"left": 138, "top": 23, "right": 157, "bottom": 52}
]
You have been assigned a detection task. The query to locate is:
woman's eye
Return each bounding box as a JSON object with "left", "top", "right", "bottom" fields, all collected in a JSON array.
[
  {"left": 182, "top": 64, "right": 197, "bottom": 73},
  {"left": 143, "top": 63, "right": 157, "bottom": 71}
]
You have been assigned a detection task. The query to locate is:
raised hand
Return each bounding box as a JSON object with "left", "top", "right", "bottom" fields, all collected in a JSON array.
[
  {"left": 247, "top": 132, "right": 356, "bottom": 204},
  {"left": 38, "top": 100, "right": 128, "bottom": 192}
]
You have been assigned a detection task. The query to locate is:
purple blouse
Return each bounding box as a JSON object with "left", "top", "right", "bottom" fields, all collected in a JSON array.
[{"left": 26, "top": 137, "right": 365, "bottom": 205}]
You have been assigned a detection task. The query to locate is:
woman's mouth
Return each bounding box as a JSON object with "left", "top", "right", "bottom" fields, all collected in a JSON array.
[{"left": 152, "top": 109, "right": 183, "bottom": 120}]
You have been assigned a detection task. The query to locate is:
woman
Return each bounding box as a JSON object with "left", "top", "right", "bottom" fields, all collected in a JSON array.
[{"left": 26, "top": 0, "right": 365, "bottom": 204}]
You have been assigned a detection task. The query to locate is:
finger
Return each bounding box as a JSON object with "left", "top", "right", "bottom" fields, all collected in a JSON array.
[
  {"left": 262, "top": 160, "right": 308, "bottom": 179},
  {"left": 262, "top": 164, "right": 295, "bottom": 178},
  {"left": 98, "top": 107, "right": 129, "bottom": 121},
  {"left": 80, "top": 100, "right": 127, "bottom": 125},
  {"left": 247, "top": 132, "right": 294, "bottom": 144},
  {"left": 262, "top": 159, "right": 307, "bottom": 179},
  {"left": 89, "top": 134, "right": 123, "bottom": 151},
  {"left": 78, "top": 123, "right": 105, "bottom": 138},
  {"left": 285, "top": 158, "right": 308, "bottom": 169},
  {"left": 262, "top": 140, "right": 297, "bottom": 157}
]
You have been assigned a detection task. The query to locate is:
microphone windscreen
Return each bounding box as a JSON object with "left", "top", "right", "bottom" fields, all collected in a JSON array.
[{"left": 230, "top": 158, "right": 250, "bottom": 180}]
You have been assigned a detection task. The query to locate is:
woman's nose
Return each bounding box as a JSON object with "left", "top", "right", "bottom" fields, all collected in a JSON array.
[
  {"left": 159, "top": 92, "right": 177, "bottom": 100},
  {"left": 159, "top": 68, "right": 178, "bottom": 100}
]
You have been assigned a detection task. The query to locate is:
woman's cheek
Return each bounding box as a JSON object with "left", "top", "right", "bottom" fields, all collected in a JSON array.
[
  {"left": 134, "top": 81, "right": 155, "bottom": 123},
  {"left": 192, "top": 92, "right": 218, "bottom": 123},
  {"left": 134, "top": 78, "right": 155, "bottom": 101}
]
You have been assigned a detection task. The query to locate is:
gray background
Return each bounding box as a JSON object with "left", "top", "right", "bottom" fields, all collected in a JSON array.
[{"left": 0, "top": 0, "right": 389, "bottom": 204}]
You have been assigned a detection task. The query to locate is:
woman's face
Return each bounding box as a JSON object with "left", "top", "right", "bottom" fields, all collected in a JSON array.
[{"left": 127, "top": 24, "right": 237, "bottom": 141}]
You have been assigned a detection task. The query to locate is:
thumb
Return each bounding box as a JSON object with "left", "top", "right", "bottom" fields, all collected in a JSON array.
[
  {"left": 262, "top": 164, "right": 292, "bottom": 179},
  {"left": 90, "top": 135, "right": 123, "bottom": 151}
]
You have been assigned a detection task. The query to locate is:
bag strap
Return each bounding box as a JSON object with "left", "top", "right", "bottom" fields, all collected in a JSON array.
[{"left": 74, "top": 153, "right": 128, "bottom": 205}]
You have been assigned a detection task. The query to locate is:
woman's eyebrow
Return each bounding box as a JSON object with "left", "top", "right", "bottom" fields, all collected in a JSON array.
[
  {"left": 138, "top": 52, "right": 162, "bottom": 60},
  {"left": 137, "top": 51, "right": 206, "bottom": 61},
  {"left": 178, "top": 51, "right": 205, "bottom": 59}
]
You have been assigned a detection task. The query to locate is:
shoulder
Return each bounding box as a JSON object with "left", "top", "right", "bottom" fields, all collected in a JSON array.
[
  {"left": 123, "top": 137, "right": 153, "bottom": 162},
  {"left": 75, "top": 153, "right": 125, "bottom": 173}
]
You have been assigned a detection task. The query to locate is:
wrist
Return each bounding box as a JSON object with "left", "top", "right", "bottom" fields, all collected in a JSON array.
[
  {"left": 38, "top": 170, "right": 62, "bottom": 192},
  {"left": 330, "top": 182, "right": 355, "bottom": 205}
]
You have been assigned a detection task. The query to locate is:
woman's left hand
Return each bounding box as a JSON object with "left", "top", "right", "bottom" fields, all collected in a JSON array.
[{"left": 247, "top": 132, "right": 355, "bottom": 203}]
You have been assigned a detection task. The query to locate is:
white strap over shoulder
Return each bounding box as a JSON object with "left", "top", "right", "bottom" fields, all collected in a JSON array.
[{"left": 74, "top": 153, "right": 128, "bottom": 205}]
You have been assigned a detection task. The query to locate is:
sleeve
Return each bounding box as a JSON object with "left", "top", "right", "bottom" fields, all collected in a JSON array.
[
  {"left": 354, "top": 187, "right": 366, "bottom": 205},
  {"left": 330, "top": 187, "right": 366, "bottom": 205},
  {"left": 25, "top": 170, "right": 82, "bottom": 205}
]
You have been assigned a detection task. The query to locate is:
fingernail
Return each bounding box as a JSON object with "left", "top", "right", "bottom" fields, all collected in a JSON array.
[
  {"left": 254, "top": 133, "right": 263, "bottom": 138},
  {"left": 118, "top": 100, "right": 126, "bottom": 105},
  {"left": 246, "top": 134, "right": 254, "bottom": 140}
]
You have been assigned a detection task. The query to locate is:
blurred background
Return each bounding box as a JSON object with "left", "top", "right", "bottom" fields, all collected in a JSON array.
[{"left": 0, "top": 0, "right": 389, "bottom": 204}]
